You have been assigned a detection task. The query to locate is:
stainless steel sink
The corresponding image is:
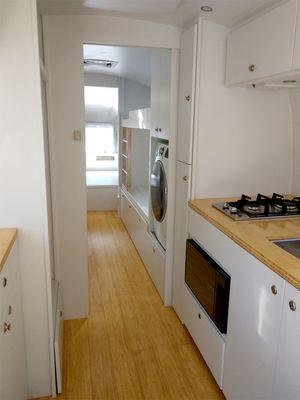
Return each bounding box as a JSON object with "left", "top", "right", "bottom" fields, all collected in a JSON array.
[{"left": 273, "top": 238, "right": 300, "bottom": 259}]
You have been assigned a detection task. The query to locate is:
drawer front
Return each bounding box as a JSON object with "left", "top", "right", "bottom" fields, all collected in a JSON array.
[{"left": 183, "top": 285, "right": 225, "bottom": 388}]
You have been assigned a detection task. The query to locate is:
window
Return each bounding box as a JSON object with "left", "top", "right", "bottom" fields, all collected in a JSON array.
[{"left": 84, "top": 86, "right": 119, "bottom": 186}]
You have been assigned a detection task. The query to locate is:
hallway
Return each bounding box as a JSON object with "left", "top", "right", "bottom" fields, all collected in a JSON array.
[{"left": 58, "top": 211, "right": 223, "bottom": 399}]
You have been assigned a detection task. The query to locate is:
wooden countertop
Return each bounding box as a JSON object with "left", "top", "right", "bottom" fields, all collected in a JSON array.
[
  {"left": 189, "top": 198, "right": 300, "bottom": 290},
  {"left": 0, "top": 229, "right": 17, "bottom": 273}
]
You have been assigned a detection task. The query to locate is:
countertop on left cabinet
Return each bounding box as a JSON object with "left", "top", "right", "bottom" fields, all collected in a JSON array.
[{"left": 0, "top": 228, "right": 17, "bottom": 272}]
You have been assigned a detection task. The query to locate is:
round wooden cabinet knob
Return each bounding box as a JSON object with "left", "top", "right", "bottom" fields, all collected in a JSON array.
[{"left": 248, "top": 64, "right": 255, "bottom": 72}]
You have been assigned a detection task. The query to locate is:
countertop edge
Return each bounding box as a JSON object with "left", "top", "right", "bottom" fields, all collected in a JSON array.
[
  {"left": 0, "top": 229, "right": 18, "bottom": 273},
  {"left": 188, "top": 201, "right": 300, "bottom": 290}
]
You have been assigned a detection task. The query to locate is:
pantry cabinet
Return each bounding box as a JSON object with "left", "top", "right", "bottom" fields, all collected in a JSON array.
[
  {"left": 177, "top": 24, "right": 198, "bottom": 165},
  {"left": 0, "top": 241, "right": 27, "bottom": 400},
  {"left": 273, "top": 282, "right": 300, "bottom": 400},
  {"left": 150, "top": 49, "right": 171, "bottom": 140},
  {"left": 226, "top": 0, "right": 298, "bottom": 85}
]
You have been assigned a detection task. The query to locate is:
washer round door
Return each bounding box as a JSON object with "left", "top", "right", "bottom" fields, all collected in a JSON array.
[{"left": 151, "top": 159, "right": 167, "bottom": 222}]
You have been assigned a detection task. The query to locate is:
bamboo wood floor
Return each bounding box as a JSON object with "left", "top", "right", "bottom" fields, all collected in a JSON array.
[{"left": 38, "top": 211, "right": 224, "bottom": 400}]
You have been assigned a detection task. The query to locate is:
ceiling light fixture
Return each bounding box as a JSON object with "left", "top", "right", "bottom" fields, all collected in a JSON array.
[
  {"left": 200, "top": 5, "right": 213, "bottom": 12},
  {"left": 83, "top": 59, "right": 118, "bottom": 69}
]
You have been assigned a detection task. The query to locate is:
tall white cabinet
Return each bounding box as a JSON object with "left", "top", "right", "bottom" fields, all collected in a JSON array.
[
  {"left": 173, "top": 23, "right": 198, "bottom": 318},
  {"left": 176, "top": 24, "right": 198, "bottom": 165},
  {"left": 0, "top": 240, "right": 27, "bottom": 400}
]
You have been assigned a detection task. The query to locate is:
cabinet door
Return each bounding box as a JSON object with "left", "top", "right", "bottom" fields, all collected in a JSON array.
[
  {"left": 293, "top": 3, "right": 300, "bottom": 70},
  {"left": 150, "top": 49, "right": 171, "bottom": 140},
  {"left": 223, "top": 261, "right": 285, "bottom": 400},
  {"left": 177, "top": 24, "right": 198, "bottom": 164},
  {"left": 172, "top": 161, "right": 191, "bottom": 321},
  {"left": 158, "top": 49, "right": 171, "bottom": 140},
  {"left": 273, "top": 282, "right": 300, "bottom": 400},
  {"left": 226, "top": 0, "right": 298, "bottom": 85},
  {"left": 150, "top": 50, "right": 161, "bottom": 139}
]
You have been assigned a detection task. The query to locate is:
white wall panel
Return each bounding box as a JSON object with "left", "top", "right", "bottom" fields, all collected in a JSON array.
[{"left": 193, "top": 21, "right": 293, "bottom": 198}]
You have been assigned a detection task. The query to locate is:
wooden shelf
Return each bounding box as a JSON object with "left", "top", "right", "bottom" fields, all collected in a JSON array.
[{"left": 121, "top": 127, "right": 132, "bottom": 189}]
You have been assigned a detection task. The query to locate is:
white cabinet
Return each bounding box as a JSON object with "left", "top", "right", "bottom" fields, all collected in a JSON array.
[
  {"left": 172, "top": 161, "right": 191, "bottom": 321},
  {"left": 226, "top": 0, "right": 298, "bottom": 85},
  {"left": 293, "top": 3, "right": 300, "bottom": 70},
  {"left": 223, "top": 260, "right": 285, "bottom": 400},
  {"left": 177, "top": 24, "right": 198, "bottom": 164},
  {"left": 188, "top": 209, "right": 288, "bottom": 399},
  {"left": 120, "top": 191, "right": 166, "bottom": 301},
  {"left": 183, "top": 285, "right": 225, "bottom": 388},
  {"left": 273, "top": 282, "right": 300, "bottom": 400},
  {"left": 0, "top": 241, "right": 27, "bottom": 400},
  {"left": 150, "top": 49, "right": 171, "bottom": 140}
]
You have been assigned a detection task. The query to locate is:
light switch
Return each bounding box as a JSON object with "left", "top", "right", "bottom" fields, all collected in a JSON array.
[{"left": 73, "top": 130, "right": 81, "bottom": 141}]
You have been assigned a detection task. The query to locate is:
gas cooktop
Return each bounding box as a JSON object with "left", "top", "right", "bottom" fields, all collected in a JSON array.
[{"left": 213, "top": 193, "right": 300, "bottom": 221}]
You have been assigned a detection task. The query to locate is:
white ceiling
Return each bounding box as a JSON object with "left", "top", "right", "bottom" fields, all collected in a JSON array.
[
  {"left": 38, "top": 0, "right": 285, "bottom": 28},
  {"left": 83, "top": 44, "right": 152, "bottom": 86}
]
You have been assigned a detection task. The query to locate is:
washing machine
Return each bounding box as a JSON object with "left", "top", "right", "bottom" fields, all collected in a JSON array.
[{"left": 150, "top": 142, "right": 169, "bottom": 250}]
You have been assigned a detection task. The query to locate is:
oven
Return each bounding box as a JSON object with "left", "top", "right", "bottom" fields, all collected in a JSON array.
[{"left": 185, "top": 239, "right": 230, "bottom": 334}]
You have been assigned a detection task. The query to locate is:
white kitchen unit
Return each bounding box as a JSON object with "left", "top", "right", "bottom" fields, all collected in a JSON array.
[
  {"left": 120, "top": 190, "right": 166, "bottom": 301},
  {"left": 187, "top": 209, "right": 288, "bottom": 398},
  {"left": 177, "top": 24, "right": 198, "bottom": 165},
  {"left": 226, "top": 0, "right": 299, "bottom": 85},
  {"left": 172, "top": 161, "right": 191, "bottom": 321},
  {"left": 273, "top": 281, "right": 300, "bottom": 400},
  {"left": 0, "top": 240, "right": 27, "bottom": 400},
  {"left": 150, "top": 49, "right": 171, "bottom": 140}
]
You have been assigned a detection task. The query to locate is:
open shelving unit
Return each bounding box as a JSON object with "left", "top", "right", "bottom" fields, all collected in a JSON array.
[{"left": 121, "top": 127, "right": 132, "bottom": 190}]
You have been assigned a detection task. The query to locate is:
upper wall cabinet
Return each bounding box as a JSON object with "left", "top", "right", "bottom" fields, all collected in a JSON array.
[
  {"left": 150, "top": 49, "right": 171, "bottom": 140},
  {"left": 226, "top": 0, "right": 299, "bottom": 85}
]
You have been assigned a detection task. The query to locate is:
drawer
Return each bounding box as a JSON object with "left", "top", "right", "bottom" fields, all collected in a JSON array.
[
  {"left": 143, "top": 234, "right": 165, "bottom": 301},
  {"left": 183, "top": 285, "right": 225, "bottom": 388}
]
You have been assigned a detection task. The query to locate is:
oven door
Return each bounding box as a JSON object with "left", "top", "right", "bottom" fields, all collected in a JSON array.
[{"left": 185, "top": 239, "right": 216, "bottom": 317}]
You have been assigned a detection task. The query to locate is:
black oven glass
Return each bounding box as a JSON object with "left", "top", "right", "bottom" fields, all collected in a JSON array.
[{"left": 185, "top": 239, "right": 230, "bottom": 333}]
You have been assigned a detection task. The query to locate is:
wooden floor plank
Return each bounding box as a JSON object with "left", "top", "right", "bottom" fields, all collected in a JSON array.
[{"left": 35, "top": 211, "right": 224, "bottom": 400}]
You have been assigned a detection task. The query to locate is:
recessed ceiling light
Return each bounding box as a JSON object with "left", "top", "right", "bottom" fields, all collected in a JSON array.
[{"left": 200, "top": 5, "right": 213, "bottom": 12}]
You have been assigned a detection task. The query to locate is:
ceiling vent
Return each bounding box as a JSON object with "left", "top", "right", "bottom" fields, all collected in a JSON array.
[{"left": 83, "top": 59, "right": 118, "bottom": 69}]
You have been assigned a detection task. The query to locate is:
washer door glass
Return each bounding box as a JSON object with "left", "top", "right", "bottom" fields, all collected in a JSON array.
[{"left": 151, "top": 160, "right": 167, "bottom": 222}]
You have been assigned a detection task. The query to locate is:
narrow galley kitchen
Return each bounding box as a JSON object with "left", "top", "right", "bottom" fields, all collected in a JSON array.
[{"left": 39, "top": 16, "right": 224, "bottom": 396}]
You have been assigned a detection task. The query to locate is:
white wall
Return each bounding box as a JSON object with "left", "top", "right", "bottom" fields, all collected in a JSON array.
[
  {"left": 87, "top": 187, "right": 118, "bottom": 211},
  {"left": 43, "top": 14, "right": 180, "bottom": 319},
  {"left": 123, "top": 78, "right": 151, "bottom": 118},
  {"left": 131, "top": 129, "right": 150, "bottom": 187},
  {"left": 290, "top": 89, "right": 300, "bottom": 194},
  {"left": 0, "top": 1, "right": 52, "bottom": 397},
  {"left": 193, "top": 21, "right": 293, "bottom": 198}
]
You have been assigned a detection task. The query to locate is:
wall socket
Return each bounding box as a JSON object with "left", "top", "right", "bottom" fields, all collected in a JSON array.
[{"left": 73, "top": 130, "right": 82, "bottom": 141}]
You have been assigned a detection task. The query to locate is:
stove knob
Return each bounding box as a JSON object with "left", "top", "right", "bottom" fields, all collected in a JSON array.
[
  {"left": 230, "top": 207, "right": 238, "bottom": 214},
  {"left": 223, "top": 202, "right": 229, "bottom": 209}
]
